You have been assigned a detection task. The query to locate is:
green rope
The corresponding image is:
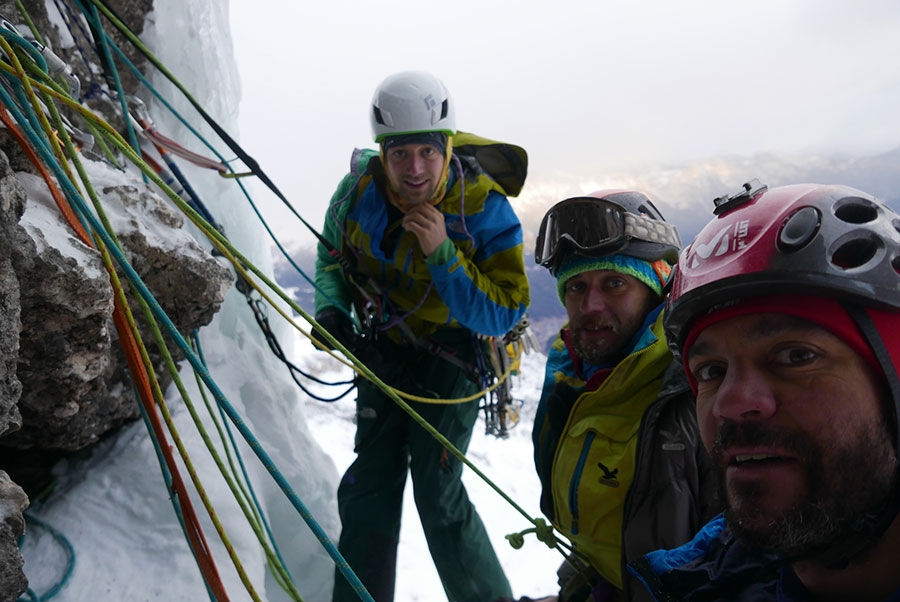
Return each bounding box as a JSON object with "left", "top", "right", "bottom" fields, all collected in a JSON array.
[
  {"left": 50, "top": 86, "right": 271, "bottom": 602},
  {"left": 0, "top": 62, "right": 376, "bottom": 599},
  {"left": 15, "top": 0, "right": 44, "bottom": 45},
  {"left": 1, "top": 12, "right": 571, "bottom": 599},
  {"left": 192, "top": 332, "right": 300, "bottom": 595},
  {"left": 0, "top": 39, "right": 253, "bottom": 598}
]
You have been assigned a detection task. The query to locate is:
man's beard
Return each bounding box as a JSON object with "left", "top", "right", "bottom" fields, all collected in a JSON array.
[
  {"left": 712, "top": 419, "right": 898, "bottom": 559},
  {"left": 569, "top": 317, "right": 629, "bottom": 365},
  {"left": 570, "top": 299, "right": 654, "bottom": 366}
]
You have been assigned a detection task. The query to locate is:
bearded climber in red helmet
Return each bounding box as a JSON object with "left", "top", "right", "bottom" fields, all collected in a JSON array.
[
  {"left": 503, "top": 191, "right": 720, "bottom": 602},
  {"left": 630, "top": 181, "right": 900, "bottom": 601}
]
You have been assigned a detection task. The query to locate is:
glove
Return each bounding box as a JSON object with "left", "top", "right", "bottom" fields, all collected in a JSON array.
[
  {"left": 311, "top": 307, "right": 359, "bottom": 351},
  {"left": 354, "top": 342, "right": 398, "bottom": 382},
  {"left": 352, "top": 338, "right": 416, "bottom": 392}
]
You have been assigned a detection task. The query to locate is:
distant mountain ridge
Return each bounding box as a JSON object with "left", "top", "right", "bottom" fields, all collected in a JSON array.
[{"left": 274, "top": 145, "right": 900, "bottom": 351}]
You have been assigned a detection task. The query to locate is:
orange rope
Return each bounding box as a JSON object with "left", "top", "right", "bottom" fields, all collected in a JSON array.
[{"left": 0, "top": 102, "right": 231, "bottom": 601}]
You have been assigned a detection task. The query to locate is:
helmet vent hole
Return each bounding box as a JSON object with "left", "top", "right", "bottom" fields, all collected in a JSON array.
[
  {"left": 440, "top": 99, "right": 449, "bottom": 120},
  {"left": 779, "top": 207, "right": 821, "bottom": 252},
  {"left": 373, "top": 106, "right": 385, "bottom": 126},
  {"left": 892, "top": 255, "right": 900, "bottom": 275},
  {"left": 830, "top": 237, "right": 881, "bottom": 269},
  {"left": 834, "top": 198, "right": 878, "bottom": 224}
]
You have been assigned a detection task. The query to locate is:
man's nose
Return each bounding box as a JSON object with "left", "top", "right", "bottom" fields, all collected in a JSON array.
[
  {"left": 712, "top": 365, "right": 778, "bottom": 422},
  {"left": 408, "top": 153, "right": 425, "bottom": 174},
  {"left": 581, "top": 284, "right": 607, "bottom": 312}
]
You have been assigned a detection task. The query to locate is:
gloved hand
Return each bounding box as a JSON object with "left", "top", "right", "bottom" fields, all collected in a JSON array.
[
  {"left": 353, "top": 342, "right": 398, "bottom": 383},
  {"left": 311, "top": 307, "right": 359, "bottom": 351},
  {"left": 352, "top": 338, "right": 416, "bottom": 392}
]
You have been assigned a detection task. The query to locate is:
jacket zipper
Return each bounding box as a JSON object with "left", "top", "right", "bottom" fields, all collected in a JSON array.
[{"left": 568, "top": 431, "right": 595, "bottom": 535}]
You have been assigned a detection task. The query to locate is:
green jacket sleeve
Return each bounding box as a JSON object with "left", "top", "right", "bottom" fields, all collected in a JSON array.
[
  {"left": 314, "top": 178, "right": 356, "bottom": 315},
  {"left": 314, "top": 150, "right": 379, "bottom": 315}
]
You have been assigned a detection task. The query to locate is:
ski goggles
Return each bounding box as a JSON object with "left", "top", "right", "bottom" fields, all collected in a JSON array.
[{"left": 534, "top": 197, "right": 681, "bottom": 269}]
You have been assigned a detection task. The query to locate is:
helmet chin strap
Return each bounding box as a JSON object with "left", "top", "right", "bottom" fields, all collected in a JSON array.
[
  {"left": 846, "top": 305, "right": 900, "bottom": 453},
  {"left": 808, "top": 304, "right": 900, "bottom": 570}
]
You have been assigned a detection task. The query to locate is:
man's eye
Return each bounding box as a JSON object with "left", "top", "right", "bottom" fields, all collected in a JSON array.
[
  {"left": 773, "top": 347, "right": 817, "bottom": 365},
  {"left": 566, "top": 281, "right": 586, "bottom": 294},
  {"left": 692, "top": 362, "right": 725, "bottom": 383}
]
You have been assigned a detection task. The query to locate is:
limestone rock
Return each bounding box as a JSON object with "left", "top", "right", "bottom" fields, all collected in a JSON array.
[{"left": 0, "top": 1, "right": 235, "bottom": 596}]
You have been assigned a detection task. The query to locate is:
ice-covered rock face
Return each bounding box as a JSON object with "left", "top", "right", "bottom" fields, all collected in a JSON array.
[
  {"left": 0, "top": 1, "right": 234, "bottom": 597},
  {"left": 0, "top": 148, "right": 25, "bottom": 441},
  {"left": 8, "top": 173, "right": 233, "bottom": 453},
  {"left": 0, "top": 472, "right": 28, "bottom": 601}
]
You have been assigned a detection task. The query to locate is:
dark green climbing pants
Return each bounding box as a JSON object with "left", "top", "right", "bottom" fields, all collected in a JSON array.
[{"left": 331, "top": 344, "right": 512, "bottom": 602}]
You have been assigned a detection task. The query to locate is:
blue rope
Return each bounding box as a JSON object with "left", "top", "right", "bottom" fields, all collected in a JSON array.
[
  {"left": 0, "top": 80, "right": 221, "bottom": 600},
  {"left": 74, "top": 0, "right": 143, "bottom": 159},
  {"left": 0, "top": 71, "right": 374, "bottom": 602},
  {"left": 98, "top": 22, "right": 344, "bottom": 312},
  {"left": 0, "top": 51, "right": 212, "bottom": 597},
  {"left": 0, "top": 28, "right": 48, "bottom": 70},
  {"left": 17, "top": 514, "right": 75, "bottom": 602},
  {"left": 2, "top": 11, "right": 371, "bottom": 599},
  {"left": 132, "top": 382, "right": 218, "bottom": 602},
  {"left": 192, "top": 330, "right": 297, "bottom": 590}
]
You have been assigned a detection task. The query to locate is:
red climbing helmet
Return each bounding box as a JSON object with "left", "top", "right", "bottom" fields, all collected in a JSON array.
[
  {"left": 668, "top": 180, "right": 900, "bottom": 568},
  {"left": 666, "top": 180, "right": 900, "bottom": 355}
]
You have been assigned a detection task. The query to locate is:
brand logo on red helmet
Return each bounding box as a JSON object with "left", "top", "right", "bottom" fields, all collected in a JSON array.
[{"left": 688, "top": 220, "right": 751, "bottom": 268}]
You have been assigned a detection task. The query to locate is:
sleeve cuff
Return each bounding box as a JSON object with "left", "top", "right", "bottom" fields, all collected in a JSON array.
[{"left": 425, "top": 238, "right": 457, "bottom": 266}]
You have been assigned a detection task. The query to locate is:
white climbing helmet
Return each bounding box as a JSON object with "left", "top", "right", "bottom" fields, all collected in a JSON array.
[{"left": 369, "top": 71, "right": 456, "bottom": 142}]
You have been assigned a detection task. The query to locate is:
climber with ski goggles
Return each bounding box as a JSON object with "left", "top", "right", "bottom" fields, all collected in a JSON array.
[{"left": 535, "top": 193, "right": 682, "bottom": 276}]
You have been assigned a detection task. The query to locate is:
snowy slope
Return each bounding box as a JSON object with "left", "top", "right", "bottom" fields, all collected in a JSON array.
[{"left": 298, "top": 345, "right": 563, "bottom": 601}]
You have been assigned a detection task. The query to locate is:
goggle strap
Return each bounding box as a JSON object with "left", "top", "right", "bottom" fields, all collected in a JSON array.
[{"left": 623, "top": 212, "right": 682, "bottom": 248}]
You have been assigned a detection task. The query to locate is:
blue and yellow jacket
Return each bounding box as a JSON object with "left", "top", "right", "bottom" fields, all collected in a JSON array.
[
  {"left": 314, "top": 145, "right": 530, "bottom": 341},
  {"left": 532, "top": 308, "right": 718, "bottom": 601}
]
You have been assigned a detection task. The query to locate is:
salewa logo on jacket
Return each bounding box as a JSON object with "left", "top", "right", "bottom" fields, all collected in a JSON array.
[
  {"left": 597, "top": 461, "right": 620, "bottom": 488},
  {"left": 660, "top": 429, "right": 686, "bottom": 452}
]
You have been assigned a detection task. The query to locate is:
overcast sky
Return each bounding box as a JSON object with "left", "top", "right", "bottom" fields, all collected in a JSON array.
[{"left": 228, "top": 0, "right": 900, "bottom": 250}]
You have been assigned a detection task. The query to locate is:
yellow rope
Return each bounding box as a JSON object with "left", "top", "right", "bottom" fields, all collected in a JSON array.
[
  {"left": 0, "top": 49, "right": 567, "bottom": 563},
  {"left": 0, "top": 37, "right": 290, "bottom": 597},
  {"left": 49, "top": 96, "right": 268, "bottom": 602}
]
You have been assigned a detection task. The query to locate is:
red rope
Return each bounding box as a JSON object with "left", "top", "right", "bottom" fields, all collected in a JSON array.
[{"left": 0, "top": 102, "right": 231, "bottom": 600}]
